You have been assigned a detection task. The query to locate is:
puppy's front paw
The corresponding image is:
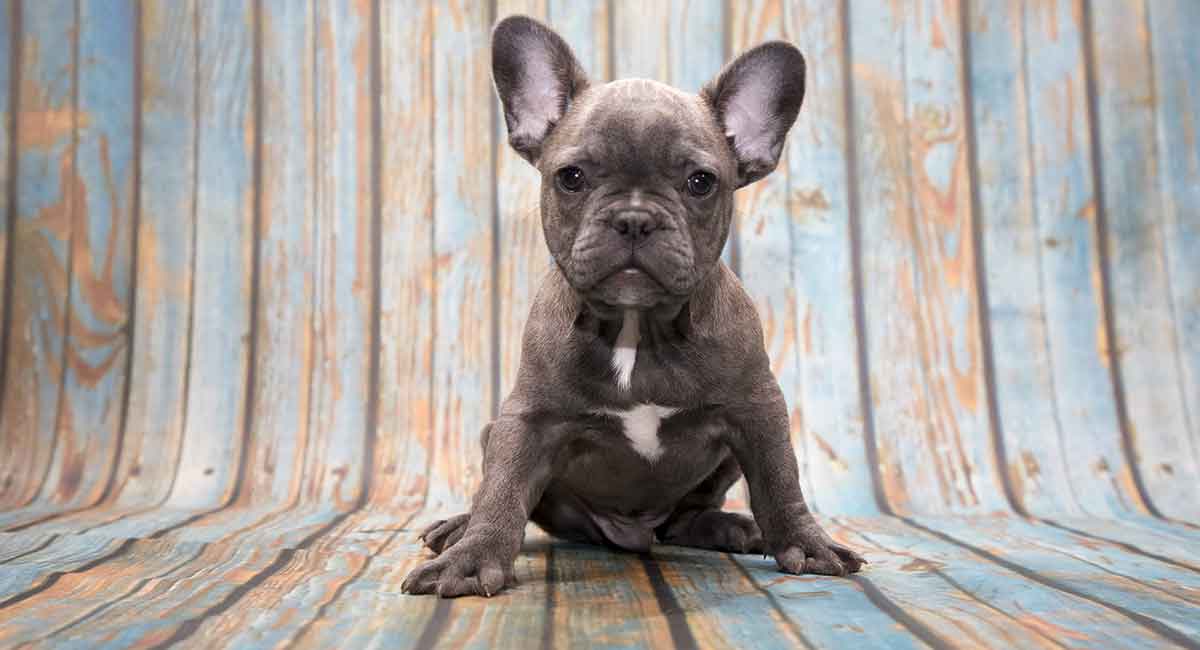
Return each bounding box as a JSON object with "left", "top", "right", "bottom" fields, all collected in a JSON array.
[
  {"left": 401, "top": 540, "right": 517, "bottom": 598},
  {"left": 774, "top": 521, "right": 867, "bottom": 577},
  {"left": 419, "top": 513, "right": 470, "bottom": 554}
]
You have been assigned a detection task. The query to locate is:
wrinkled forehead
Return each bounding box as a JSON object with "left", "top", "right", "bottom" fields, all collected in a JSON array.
[{"left": 546, "top": 79, "right": 729, "bottom": 174}]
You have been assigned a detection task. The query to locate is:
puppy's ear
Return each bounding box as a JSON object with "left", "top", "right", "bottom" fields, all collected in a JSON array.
[
  {"left": 492, "top": 15, "right": 589, "bottom": 164},
  {"left": 702, "top": 42, "right": 805, "bottom": 188}
]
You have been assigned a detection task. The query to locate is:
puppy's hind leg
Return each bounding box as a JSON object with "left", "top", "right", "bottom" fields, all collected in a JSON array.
[
  {"left": 655, "top": 454, "right": 765, "bottom": 554},
  {"left": 419, "top": 514, "right": 470, "bottom": 555},
  {"left": 656, "top": 509, "right": 766, "bottom": 554}
]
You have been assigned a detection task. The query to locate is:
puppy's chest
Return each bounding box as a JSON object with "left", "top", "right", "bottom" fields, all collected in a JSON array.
[{"left": 591, "top": 403, "right": 678, "bottom": 461}]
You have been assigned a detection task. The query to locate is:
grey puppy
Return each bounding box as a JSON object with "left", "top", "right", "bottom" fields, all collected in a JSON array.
[{"left": 402, "top": 15, "right": 866, "bottom": 598}]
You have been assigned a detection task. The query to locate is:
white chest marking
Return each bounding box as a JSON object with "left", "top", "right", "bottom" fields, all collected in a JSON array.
[
  {"left": 611, "top": 309, "right": 640, "bottom": 391},
  {"left": 596, "top": 403, "right": 680, "bottom": 461}
]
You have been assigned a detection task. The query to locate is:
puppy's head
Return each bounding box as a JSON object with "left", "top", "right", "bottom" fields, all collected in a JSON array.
[{"left": 492, "top": 16, "right": 805, "bottom": 317}]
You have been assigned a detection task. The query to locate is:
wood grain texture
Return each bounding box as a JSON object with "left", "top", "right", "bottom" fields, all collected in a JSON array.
[
  {"left": 782, "top": 0, "right": 877, "bottom": 515},
  {"left": 169, "top": 0, "right": 254, "bottom": 510},
  {"left": 251, "top": 0, "right": 373, "bottom": 511},
  {"left": 912, "top": 515, "right": 1200, "bottom": 640},
  {"left": 0, "top": 0, "right": 11, "bottom": 396},
  {"left": 1146, "top": 0, "right": 1199, "bottom": 473},
  {"left": 251, "top": 0, "right": 321, "bottom": 509},
  {"left": 35, "top": 0, "right": 136, "bottom": 511},
  {"left": 659, "top": 543, "right": 924, "bottom": 648},
  {"left": 968, "top": 0, "right": 1143, "bottom": 519},
  {"left": 0, "top": 2, "right": 1197, "bottom": 647},
  {"left": 1087, "top": 0, "right": 1200, "bottom": 522},
  {"left": 0, "top": 0, "right": 78, "bottom": 513},
  {"left": 429, "top": 0, "right": 495, "bottom": 511},
  {"left": 118, "top": 0, "right": 194, "bottom": 511},
  {"left": 832, "top": 516, "right": 1182, "bottom": 648},
  {"left": 375, "top": 0, "right": 435, "bottom": 509},
  {"left": 850, "top": 0, "right": 1004, "bottom": 515}
]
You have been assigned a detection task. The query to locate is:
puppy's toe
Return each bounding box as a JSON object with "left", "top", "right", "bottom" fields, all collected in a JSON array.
[
  {"left": 401, "top": 559, "right": 445, "bottom": 594},
  {"left": 420, "top": 513, "right": 470, "bottom": 554}
]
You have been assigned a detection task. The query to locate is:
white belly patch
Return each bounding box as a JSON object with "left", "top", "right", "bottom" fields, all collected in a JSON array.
[{"left": 595, "top": 403, "right": 680, "bottom": 461}]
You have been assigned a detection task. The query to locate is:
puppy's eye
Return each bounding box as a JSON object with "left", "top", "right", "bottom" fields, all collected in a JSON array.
[
  {"left": 686, "top": 171, "right": 717, "bottom": 197},
  {"left": 555, "top": 166, "right": 587, "bottom": 193}
]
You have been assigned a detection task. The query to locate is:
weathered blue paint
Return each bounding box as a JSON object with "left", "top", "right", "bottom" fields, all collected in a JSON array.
[
  {"left": 969, "top": 0, "right": 1139, "bottom": 519},
  {"left": 0, "top": 2, "right": 1196, "bottom": 648},
  {"left": 429, "top": 0, "right": 495, "bottom": 512},
  {"left": 850, "top": 0, "right": 1008, "bottom": 515},
  {"left": 375, "top": 0, "right": 436, "bottom": 509},
  {"left": 170, "top": 0, "right": 254, "bottom": 509},
  {"left": 1088, "top": 0, "right": 1200, "bottom": 522},
  {"left": 1147, "top": 0, "right": 1200, "bottom": 483},
  {"left": 121, "top": 0, "right": 195, "bottom": 511},
  {"left": 37, "top": 0, "right": 136, "bottom": 510},
  {"left": 0, "top": 0, "right": 10, "bottom": 380},
  {"left": 0, "top": 0, "right": 77, "bottom": 516},
  {"left": 782, "top": 0, "right": 878, "bottom": 516}
]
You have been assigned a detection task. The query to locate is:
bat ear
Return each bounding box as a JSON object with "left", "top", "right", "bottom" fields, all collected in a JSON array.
[
  {"left": 702, "top": 41, "right": 806, "bottom": 188},
  {"left": 492, "top": 15, "right": 589, "bottom": 164}
]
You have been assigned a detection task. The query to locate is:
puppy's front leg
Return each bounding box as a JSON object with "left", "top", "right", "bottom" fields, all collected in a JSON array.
[
  {"left": 402, "top": 416, "right": 550, "bottom": 597},
  {"left": 726, "top": 383, "right": 866, "bottom": 576}
]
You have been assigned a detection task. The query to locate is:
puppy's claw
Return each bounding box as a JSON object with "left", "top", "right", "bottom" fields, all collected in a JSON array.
[
  {"left": 402, "top": 543, "right": 516, "bottom": 598},
  {"left": 774, "top": 536, "right": 864, "bottom": 577}
]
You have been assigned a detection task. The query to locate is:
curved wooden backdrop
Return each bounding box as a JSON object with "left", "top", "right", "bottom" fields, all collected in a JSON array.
[{"left": 0, "top": 1, "right": 1197, "bottom": 648}]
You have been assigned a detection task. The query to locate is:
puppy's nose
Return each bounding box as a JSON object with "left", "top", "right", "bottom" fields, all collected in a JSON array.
[{"left": 610, "top": 210, "right": 658, "bottom": 243}]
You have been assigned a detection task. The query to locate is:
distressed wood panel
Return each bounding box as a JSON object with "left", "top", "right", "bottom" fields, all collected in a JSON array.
[
  {"left": 0, "top": 0, "right": 11, "bottom": 382},
  {"left": 168, "top": 0, "right": 255, "bottom": 510},
  {"left": 662, "top": 544, "right": 924, "bottom": 648},
  {"left": 251, "top": 0, "right": 321, "bottom": 508},
  {"left": 0, "top": 2, "right": 1197, "bottom": 648},
  {"left": 968, "top": 0, "right": 1144, "bottom": 519},
  {"left": 1146, "top": 0, "right": 1200, "bottom": 501},
  {"left": 306, "top": 0, "right": 373, "bottom": 506},
  {"left": 429, "top": 0, "right": 495, "bottom": 510},
  {"left": 831, "top": 516, "right": 1182, "bottom": 647},
  {"left": 782, "top": 0, "right": 877, "bottom": 515},
  {"left": 0, "top": 0, "right": 78, "bottom": 514},
  {"left": 374, "top": 0, "right": 435, "bottom": 508},
  {"left": 1087, "top": 0, "right": 1200, "bottom": 522},
  {"left": 35, "top": 0, "right": 136, "bottom": 511},
  {"left": 251, "top": 0, "right": 373, "bottom": 511},
  {"left": 118, "top": 0, "right": 194, "bottom": 512},
  {"left": 850, "top": 0, "right": 1004, "bottom": 515}
]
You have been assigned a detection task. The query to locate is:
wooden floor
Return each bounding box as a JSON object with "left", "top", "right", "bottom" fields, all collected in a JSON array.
[
  {"left": 1, "top": 0, "right": 1198, "bottom": 647},
  {"left": 2, "top": 509, "right": 1199, "bottom": 648}
]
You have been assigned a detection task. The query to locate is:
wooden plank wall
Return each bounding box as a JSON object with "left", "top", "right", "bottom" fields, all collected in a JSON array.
[{"left": 0, "top": 0, "right": 1197, "bottom": 534}]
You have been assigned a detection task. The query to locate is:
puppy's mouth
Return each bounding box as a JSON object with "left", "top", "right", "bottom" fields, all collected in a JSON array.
[{"left": 586, "top": 266, "right": 669, "bottom": 310}]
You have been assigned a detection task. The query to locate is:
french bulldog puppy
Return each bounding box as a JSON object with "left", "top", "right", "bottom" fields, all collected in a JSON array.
[{"left": 402, "top": 15, "right": 865, "bottom": 598}]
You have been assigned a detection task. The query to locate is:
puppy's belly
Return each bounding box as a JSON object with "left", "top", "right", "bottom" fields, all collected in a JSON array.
[{"left": 544, "top": 414, "right": 731, "bottom": 551}]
